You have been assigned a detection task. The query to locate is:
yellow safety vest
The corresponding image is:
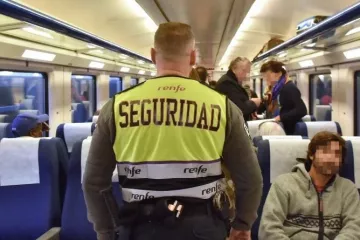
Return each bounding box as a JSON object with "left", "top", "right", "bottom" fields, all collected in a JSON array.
[{"left": 113, "top": 76, "right": 227, "bottom": 202}]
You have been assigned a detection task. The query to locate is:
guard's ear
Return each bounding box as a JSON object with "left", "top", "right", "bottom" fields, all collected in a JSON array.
[{"left": 151, "top": 48, "right": 156, "bottom": 64}]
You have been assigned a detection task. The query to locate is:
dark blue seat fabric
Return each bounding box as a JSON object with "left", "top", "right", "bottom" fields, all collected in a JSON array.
[
  {"left": 252, "top": 135, "right": 305, "bottom": 147},
  {"left": 251, "top": 139, "right": 310, "bottom": 240},
  {"left": 60, "top": 138, "right": 122, "bottom": 240},
  {"left": 294, "top": 121, "right": 342, "bottom": 138},
  {"left": 51, "top": 137, "right": 69, "bottom": 212},
  {"left": 0, "top": 138, "right": 60, "bottom": 239},
  {"left": 56, "top": 123, "right": 96, "bottom": 153},
  {"left": 72, "top": 103, "right": 88, "bottom": 123},
  {"left": 0, "top": 123, "right": 13, "bottom": 140}
]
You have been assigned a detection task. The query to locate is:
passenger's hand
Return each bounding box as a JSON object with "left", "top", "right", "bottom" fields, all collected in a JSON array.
[
  {"left": 228, "top": 228, "right": 251, "bottom": 240},
  {"left": 251, "top": 98, "right": 261, "bottom": 107},
  {"left": 274, "top": 115, "right": 281, "bottom": 122}
]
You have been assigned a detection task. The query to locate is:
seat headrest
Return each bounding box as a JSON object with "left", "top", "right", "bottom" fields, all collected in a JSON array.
[
  {"left": 258, "top": 139, "right": 310, "bottom": 183},
  {"left": 346, "top": 139, "right": 360, "bottom": 189},
  {"left": 296, "top": 121, "right": 341, "bottom": 138},
  {"left": 302, "top": 115, "right": 316, "bottom": 122},
  {"left": 92, "top": 115, "right": 99, "bottom": 123},
  {"left": 64, "top": 123, "right": 93, "bottom": 152},
  {"left": 0, "top": 138, "right": 41, "bottom": 186},
  {"left": 80, "top": 137, "right": 118, "bottom": 183}
]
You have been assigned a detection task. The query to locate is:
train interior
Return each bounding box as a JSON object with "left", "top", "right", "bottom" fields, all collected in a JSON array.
[{"left": 0, "top": 0, "right": 359, "bottom": 239}]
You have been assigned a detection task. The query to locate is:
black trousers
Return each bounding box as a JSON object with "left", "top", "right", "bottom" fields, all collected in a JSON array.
[{"left": 117, "top": 215, "right": 227, "bottom": 240}]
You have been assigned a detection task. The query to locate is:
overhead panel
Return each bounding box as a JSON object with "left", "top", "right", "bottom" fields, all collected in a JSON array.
[{"left": 137, "top": 0, "right": 254, "bottom": 68}]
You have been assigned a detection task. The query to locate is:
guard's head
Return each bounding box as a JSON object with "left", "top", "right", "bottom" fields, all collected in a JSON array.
[
  {"left": 229, "top": 57, "right": 251, "bottom": 84},
  {"left": 11, "top": 113, "right": 50, "bottom": 138},
  {"left": 151, "top": 22, "right": 196, "bottom": 76},
  {"left": 195, "top": 66, "right": 208, "bottom": 83}
]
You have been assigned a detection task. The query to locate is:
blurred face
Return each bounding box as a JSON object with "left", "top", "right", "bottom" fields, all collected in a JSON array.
[
  {"left": 233, "top": 62, "right": 251, "bottom": 84},
  {"left": 310, "top": 141, "right": 342, "bottom": 176},
  {"left": 262, "top": 70, "right": 282, "bottom": 87}
]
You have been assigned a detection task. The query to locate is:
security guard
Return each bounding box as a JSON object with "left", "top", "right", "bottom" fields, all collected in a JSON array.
[{"left": 83, "top": 22, "right": 263, "bottom": 240}]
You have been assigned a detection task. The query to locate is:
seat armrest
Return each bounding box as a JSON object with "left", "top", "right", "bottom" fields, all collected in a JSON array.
[{"left": 36, "top": 227, "right": 61, "bottom": 240}]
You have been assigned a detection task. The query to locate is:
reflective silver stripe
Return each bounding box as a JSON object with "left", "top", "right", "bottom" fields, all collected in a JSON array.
[
  {"left": 117, "top": 161, "right": 221, "bottom": 179},
  {"left": 121, "top": 179, "right": 226, "bottom": 202}
]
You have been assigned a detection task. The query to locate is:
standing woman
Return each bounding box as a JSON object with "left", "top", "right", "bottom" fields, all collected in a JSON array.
[{"left": 260, "top": 60, "right": 307, "bottom": 135}]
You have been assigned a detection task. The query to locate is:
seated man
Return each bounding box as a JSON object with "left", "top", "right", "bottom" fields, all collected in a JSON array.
[
  {"left": 259, "top": 131, "right": 360, "bottom": 240},
  {"left": 11, "top": 113, "right": 50, "bottom": 137}
]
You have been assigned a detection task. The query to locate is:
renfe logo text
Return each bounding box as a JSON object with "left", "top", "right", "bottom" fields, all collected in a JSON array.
[
  {"left": 184, "top": 165, "right": 207, "bottom": 174},
  {"left": 124, "top": 166, "right": 141, "bottom": 177}
]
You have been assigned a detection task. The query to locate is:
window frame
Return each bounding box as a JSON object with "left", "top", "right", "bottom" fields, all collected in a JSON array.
[{"left": 308, "top": 71, "right": 331, "bottom": 116}]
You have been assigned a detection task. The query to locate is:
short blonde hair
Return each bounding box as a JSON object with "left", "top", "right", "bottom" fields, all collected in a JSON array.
[
  {"left": 228, "top": 57, "right": 251, "bottom": 71},
  {"left": 257, "top": 121, "right": 286, "bottom": 136},
  {"left": 154, "top": 22, "right": 195, "bottom": 60}
]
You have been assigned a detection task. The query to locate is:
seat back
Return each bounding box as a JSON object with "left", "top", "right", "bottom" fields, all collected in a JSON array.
[
  {"left": 294, "top": 121, "right": 342, "bottom": 138},
  {"left": 19, "top": 109, "right": 39, "bottom": 115},
  {"left": 251, "top": 138, "right": 310, "bottom": 240},
  {"left": 302, "top": 115, "right": 316, "bottom": 122},
  {"left": 0, "top": 123, "right": 13, "bottom": 140},
  {"left": 72, "top": 103, "right": 88, "bottom": 123},
  {"left": 344, "top": 140, "right": 360, "bottom": 191},
  {"left": 315, "top": 105, "right": 331, "bottom": 121},
  {"left": 56, "top": 123, "right": 96, "bottom": 153},
  {"left": 60, "top": 137, "right": 121, "bottom": 240},
  {"left": 0, "top": 138, "right": 60, "bottom": 239},
  {"left": 252, "top": 135, "right": 304, "bottom": 147}
]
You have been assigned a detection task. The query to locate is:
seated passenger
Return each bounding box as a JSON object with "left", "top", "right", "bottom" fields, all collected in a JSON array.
[
  {"left": 11, "top": 113, "right": 50, "bottom": 137},
  {"left": 259, "top": 60, "right": 307, "bottom": 134},
  {"left": 259, "top": 131, "right": 360, "bottom": 240},
  {"left": 257, "top": 121, "right": 286, "bottom": 136}
]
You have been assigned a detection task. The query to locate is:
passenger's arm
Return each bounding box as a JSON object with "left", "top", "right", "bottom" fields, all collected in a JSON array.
[
  {"left": 334, "top": 185, "right": 360, "bottom": 240},
  {"left": 82, "top": 99, "right": 118, "bottom": 240},
  {"left": 222, "top": 99, "right": 263, "bottom": 231},
  {"left": 217, "top": 82, "right": 257, "bottom": 116},
  {"left": 280, "top": 86, "right": 307, "bottom": 122},
  {"left": 258, "top": 181, "right": 290, "bottom": 240}
]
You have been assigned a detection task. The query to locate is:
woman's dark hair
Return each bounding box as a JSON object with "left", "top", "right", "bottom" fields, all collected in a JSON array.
[
  {"left": 260, "top": 60, "right": 287, "bottom": 75},
  {"left": 298, "top": 131, "right": 346, "bottom": 171}
]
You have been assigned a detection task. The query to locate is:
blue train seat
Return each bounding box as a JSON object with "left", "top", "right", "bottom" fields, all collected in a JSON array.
[
  {"left": 72, "top": 103, "right": 88, "bottom": 123},
  {"left": 252, "top": 135, "right": 305, "bottom": 147},
  {"left": 0, "top": 138, "right": 61, "bottom": 239},
  {"left": 302, "top": 115, "right": 316, "bottom": 122},
  {"left": 344, "top": 140, "right": 360, "bottom": 192},
  {"left": 294, "top": 121, "right": 342, "bottom": 138},
  {"left": 56, "top": 123, "right": 96, "bottom": 153},
  {"left": 92, "top": 115, "right": 99, "bottom": 123},
  {"left": 19, "top": 109, "right": 39, "bottom": 115},
  {"left": 60, "top": 137, "right": 122, "bottom": 240},
  {"left": 252, "top": 138, "right": 310, "bottom": 240},
  {"left": 0, "top": 123, "right": 13, "bottom": 140}
]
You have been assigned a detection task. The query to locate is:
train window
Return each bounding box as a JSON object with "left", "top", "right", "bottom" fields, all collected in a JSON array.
[
  {"left": 309, "top": 73, "right": 332, "bottom": 121},
  {"left": 0, "top": 70, "right": 47, "bottom": 123},
  {"left": 131, "top": 78, "right": 139, "bottom": 86},
  {"left": 109, "top": 76, "right": 122, "bottom": 98},
  {"left": 71, "top": 75, "right": 96, "bottom": 123}
]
